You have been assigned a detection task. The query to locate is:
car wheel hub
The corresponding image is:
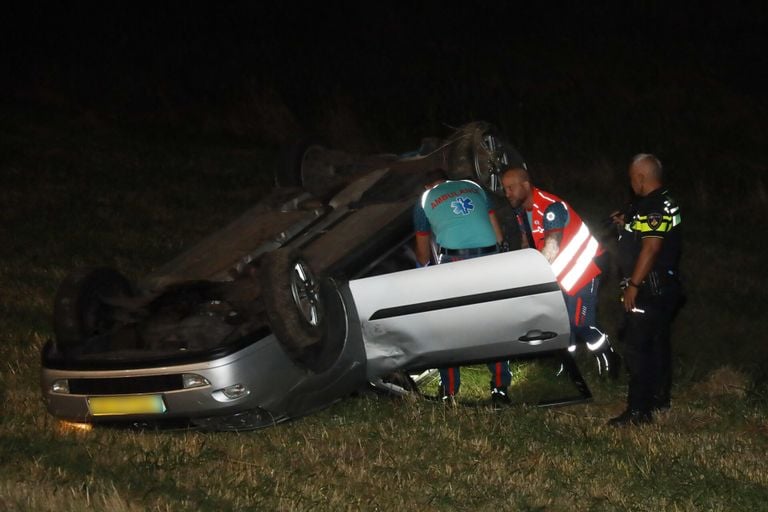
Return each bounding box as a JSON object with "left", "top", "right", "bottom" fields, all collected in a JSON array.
[
  {"left": 474, "top": 132, "right": 511, "bottom": 193},
  {"left": 290, "top": 260, "right": 322, "bottom": 327}
]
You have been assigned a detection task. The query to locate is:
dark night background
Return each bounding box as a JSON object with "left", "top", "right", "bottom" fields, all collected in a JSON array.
[
  {"left": 2, "top": 2, "right": 767, "bottom": 370},
  {"left": 5, "top": 1, "right": 767, "bottom": 160}
]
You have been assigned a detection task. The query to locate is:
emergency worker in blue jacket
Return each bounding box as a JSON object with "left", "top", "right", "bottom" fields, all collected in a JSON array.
[{"left": 413, "top": 170, "right": 511, "bottom": 405}]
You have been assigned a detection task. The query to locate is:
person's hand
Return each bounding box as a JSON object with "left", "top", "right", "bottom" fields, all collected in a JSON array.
[
  {"left": 610, "top": 210, "right": 625, "bottom": 227},
  {"left": 622, "top": 285, "right": 638, "bottom": 312}
]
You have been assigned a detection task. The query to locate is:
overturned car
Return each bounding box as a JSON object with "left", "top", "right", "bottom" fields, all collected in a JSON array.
[{"left": 41, "top": 121, "right": 592, "bottom": 431}]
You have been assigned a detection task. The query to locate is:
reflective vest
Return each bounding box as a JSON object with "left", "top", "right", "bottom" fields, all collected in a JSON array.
[{"left": 523, "top": 187, "right": 603, "bottom": 295}]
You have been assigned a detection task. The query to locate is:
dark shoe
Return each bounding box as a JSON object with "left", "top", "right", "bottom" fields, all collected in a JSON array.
[
  {"left": 490, "top": 387, "right": 511, "bottom": 407},
  {"left": 652, "top": 399, "right": 671, "bottom": 412},
  {"left": 607, "top": 408, "right": 653, "bottom": 427}
]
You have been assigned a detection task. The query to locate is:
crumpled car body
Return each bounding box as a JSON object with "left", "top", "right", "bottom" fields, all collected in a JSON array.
[{"left": 40, "top": 121, "right": 590, "bottom": 431}]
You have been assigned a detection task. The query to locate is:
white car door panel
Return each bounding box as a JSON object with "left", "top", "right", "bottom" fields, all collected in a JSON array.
[{"left": 348, "top": 249, "right": 571, "bottom": 377}]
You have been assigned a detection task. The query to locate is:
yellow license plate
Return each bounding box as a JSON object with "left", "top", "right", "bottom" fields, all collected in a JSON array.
[{"left": 88, "top": 395, "right": 166, "bottom": 416}]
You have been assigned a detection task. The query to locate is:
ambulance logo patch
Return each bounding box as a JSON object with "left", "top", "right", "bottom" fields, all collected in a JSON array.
[
  {"left": 647, "top": 213, "right": 662, "bottom": 229},
  {"left": 451, "top": 197, "right": 474, "bottom": 215}
]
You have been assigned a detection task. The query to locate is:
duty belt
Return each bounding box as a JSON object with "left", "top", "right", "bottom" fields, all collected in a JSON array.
[
  {"left": 622, "top": 269, "right": 679, "bottom": 295},
  {"left": 440, "top": 245, "right": 498, "bottom": 257}
]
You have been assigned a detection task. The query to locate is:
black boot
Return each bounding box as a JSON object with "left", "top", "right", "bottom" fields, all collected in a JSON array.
[
  {"left": 607, "top": 408, "right": 653, "bottom": 427},
  {"left": 652, "top": 395, "right": 671, "bottom": 412},
  {"left": 490, "top": 387, "right": 511, "bottom": 407}
]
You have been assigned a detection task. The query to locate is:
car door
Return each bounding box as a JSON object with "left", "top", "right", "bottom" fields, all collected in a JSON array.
[{"left": 346, "top": 248, "right": 571, "bottom": 379}]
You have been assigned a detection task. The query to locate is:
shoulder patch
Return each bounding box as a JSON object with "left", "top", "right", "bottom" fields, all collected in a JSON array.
[
  {"left": 647, "top": 213, "right": 662, "bottom": 230},
  {"left": 542, "top": 201, "right": 568, "bottom": 231}
]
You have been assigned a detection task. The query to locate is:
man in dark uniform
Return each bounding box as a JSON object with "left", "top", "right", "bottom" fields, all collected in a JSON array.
[{"left": 608, "top": 154, "right": 683, "bottom": 426}]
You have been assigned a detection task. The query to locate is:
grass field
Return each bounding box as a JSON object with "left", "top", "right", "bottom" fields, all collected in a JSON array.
[{"left": 2, "top": 101, "right": 768, "bottom": 511}]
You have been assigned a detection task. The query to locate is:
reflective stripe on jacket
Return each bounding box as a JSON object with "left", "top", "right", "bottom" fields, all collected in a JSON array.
[{"left": 525, "top": 187, "right": 603, "bottom": 295}]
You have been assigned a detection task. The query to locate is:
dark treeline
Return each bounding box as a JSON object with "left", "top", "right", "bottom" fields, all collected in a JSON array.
[{"left": 4, "top": 2, "right": 767, "bottom": 176}]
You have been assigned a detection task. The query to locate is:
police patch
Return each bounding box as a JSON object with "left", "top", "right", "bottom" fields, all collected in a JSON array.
[{"left": 647, "top": 213, "right": 662, "bottom": 229}]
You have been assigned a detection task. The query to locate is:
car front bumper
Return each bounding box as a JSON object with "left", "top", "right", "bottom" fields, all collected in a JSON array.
[{"left": 41, "top": 333, "right": 314, "bottom": 426}]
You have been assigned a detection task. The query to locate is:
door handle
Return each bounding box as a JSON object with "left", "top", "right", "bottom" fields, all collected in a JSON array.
[{"left": 518, "top": 330, "right": 558, "bottom": 343}]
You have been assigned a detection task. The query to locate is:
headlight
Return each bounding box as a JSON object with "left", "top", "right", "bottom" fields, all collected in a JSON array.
[
  {"left": 222, "top": 383, "right": 249, "bottom": 400},
  {"left": 51, "top": 379, "right": 69, "bottom": 394},
  {"left": 182, "top": 374, "right": 210, "bottom": 389}
]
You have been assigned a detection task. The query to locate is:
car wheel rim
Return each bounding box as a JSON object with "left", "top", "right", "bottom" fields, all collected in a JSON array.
[
  {"left": 290, "top": 260, "right": 322, "bottom": 327},
  {"left": 473, "top": 132, "right": 510, "bottom": 193}
]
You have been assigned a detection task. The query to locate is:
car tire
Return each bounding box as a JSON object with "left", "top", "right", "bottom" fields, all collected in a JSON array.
[
  {"left": 278, "top": 140, "right": 364, "bottom": 200},
  {"left": 449, "top": 121, "right": 525, "bottom": 194},
  {"left": 260, "top": 248, "right": 325, "bottom": 359},
  {"left": 276, "top": 139, "right": 315, "bottom": 188},
  {"left": 53, "top": 267, "right": 133, "bottom": 351}
]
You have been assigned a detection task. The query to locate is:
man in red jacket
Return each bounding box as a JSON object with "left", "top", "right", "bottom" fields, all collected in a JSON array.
[{"left": 501, "top": 166, "right": 619, "bottom": 377}]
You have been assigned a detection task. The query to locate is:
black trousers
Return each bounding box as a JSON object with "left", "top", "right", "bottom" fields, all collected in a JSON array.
[{"left": 622, "top": 283, "right": 682, "bottom": 412}]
